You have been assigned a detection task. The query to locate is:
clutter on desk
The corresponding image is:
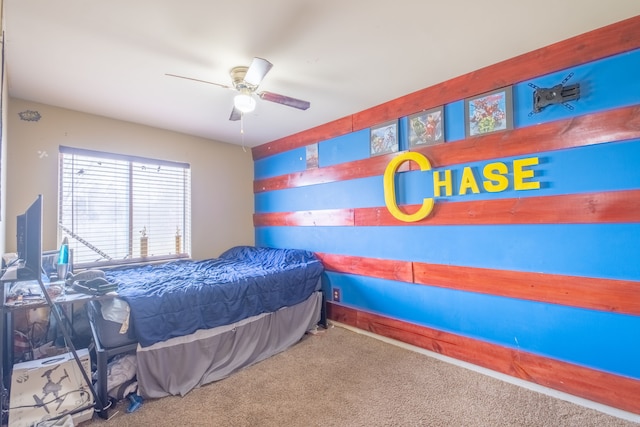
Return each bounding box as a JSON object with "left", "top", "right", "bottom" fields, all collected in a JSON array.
[
  {"left": 45, "top": 283, "right": 64, "bottom": 299},
  {"left": 4, "top": 281, "right": 45, "bottom": 306},
  {"left": 66, "top": 270, "right": 118, "bottom": 295},
  {"left": 71, "top": 280, "right": 118, "bottom": 296}
]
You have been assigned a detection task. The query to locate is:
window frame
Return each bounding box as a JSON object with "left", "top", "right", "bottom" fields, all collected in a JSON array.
[{"left": 58, "top": 146, "right": 192, "bottom": 269}]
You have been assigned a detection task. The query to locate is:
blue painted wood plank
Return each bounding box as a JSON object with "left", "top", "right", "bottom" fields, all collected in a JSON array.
[{"left": 256, "top": 223, "right": 640, "bottom": 281}]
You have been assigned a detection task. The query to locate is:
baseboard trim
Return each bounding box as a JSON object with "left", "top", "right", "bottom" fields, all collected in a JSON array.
[{"left": 332, "top": 321, "right": 640, "bottom": 424}]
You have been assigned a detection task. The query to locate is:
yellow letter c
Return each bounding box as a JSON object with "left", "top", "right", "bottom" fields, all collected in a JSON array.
[{"left": 383, "top": 152, "right": 434, "bottom": 222}]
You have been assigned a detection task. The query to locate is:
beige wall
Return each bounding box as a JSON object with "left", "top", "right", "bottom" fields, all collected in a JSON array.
[
  {"left": 1, "top": 62, "right": 6, "bottom": 258},
  {"left": 6, "top": 98, "right": 254, "bottom": 259},
  {"left": 1, "top": 6, "right": 7, "bottom": 256}
]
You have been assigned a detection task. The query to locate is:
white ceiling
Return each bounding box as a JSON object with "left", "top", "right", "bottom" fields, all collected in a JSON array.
[{"left": 5, "top": 1, "right": 640, "bottom": 148}]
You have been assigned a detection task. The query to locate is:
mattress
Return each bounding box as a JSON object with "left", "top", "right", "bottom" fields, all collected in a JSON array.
[{"left": 104, "top": 246, "right": 324, "bottom": 347}]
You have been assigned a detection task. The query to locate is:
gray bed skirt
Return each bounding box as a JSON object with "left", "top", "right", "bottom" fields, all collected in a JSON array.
[{"left": 136, "top": 291, "right": 323, "bottom": 398}]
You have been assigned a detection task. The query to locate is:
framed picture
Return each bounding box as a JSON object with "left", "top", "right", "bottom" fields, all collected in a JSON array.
[
  {"left": 408, "top": 107, "right": 444, "bottom": 147},
  {"left": 306, "top": 143, "right": 318, "bottom": 169},
  {"left": 465, "top": 86, "right": 513, "bottom": 137},
  {"left": 370, "top": 120, "right": 398, "bottom": 156}
]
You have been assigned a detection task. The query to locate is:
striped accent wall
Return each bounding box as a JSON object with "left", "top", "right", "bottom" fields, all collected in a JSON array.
[{"left": 252, "top": 16, "right": 640, "bottom": 415}]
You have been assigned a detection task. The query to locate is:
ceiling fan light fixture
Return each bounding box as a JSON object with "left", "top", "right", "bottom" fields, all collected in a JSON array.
[
  {"left": 167, "top": 57, "right": 310, "bottom": 122},
  {"left": 233, "top": 92, "right": 256, "bottom": 113}
]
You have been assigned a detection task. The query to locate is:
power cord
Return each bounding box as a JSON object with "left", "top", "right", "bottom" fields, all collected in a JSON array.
[{"left": 9, "top": 388, "right": 91, "bottom": 411}]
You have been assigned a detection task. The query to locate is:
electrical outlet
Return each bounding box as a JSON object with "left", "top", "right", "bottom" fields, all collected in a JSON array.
[{"left": 332, "top": 288, "right": 341, "bottom": 302}]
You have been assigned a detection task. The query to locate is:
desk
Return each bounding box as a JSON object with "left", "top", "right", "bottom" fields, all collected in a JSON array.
[
  {"left": 3, "top": 289, "right": 116, "bottom": 376},
  {"left": 1, "top": 278, "right": 110, "bottom": 425}
]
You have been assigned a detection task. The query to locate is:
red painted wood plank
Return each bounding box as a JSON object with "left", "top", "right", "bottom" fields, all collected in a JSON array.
[
  {"left": 253, "top": 209, "right": 354, "bottom": 227},
  {"left": 316, "top": 252, "right": 413, "bottom": 283},
  {"left": 252, "top": 116, "right": 353, "bottom": 160},
  {"left": 352, "top": 16, "right": 640, "bottom": 130},
  {"left": 326, "top": 301, "right": 358, "bottom": 326},
  {"left": 354, "top": 189, "right": 640, "bottom": 226},
  {"left": 410, "top": 105, "right": 640, "bottom": 169},
  {"left": 255, "top": 190, "right": 640, "bottom": 227},
  {"left": 413, "top": 262, "right": 640, "bottom": 316},
  {"left": 253, "top": 151, "right": 410, "bottom": 193},
  {"left": 253, "top": 105, "right": 640, "bottom": 193},
  {"left": 328, "top": 303, "right": 640, "bottom": 415}
]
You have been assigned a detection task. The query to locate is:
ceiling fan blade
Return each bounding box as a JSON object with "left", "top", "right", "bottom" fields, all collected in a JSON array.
[
  {"left": 229, "top": 106, "right": 242, "bottom": 121},
  {"left": 165, "top": 73, "right": 232, "bottom": 90},
  {"left": 243, "top": 57, "right": 273, "bottom": 87},
  {"left": 258, "top": 91, "right": 310, "bottom": 110}
]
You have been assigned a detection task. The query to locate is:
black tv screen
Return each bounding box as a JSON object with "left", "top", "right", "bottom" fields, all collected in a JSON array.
[
  {"left": 16, "top": 213, "right": 26, "bottom": 260},
  {"left": 23, "top": 194, "right": 43, "bottom": 280}
]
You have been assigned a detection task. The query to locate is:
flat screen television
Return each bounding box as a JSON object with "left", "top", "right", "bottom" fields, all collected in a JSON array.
[
  {"left": 17, "top": 195, "right": 43, "bottom": 281},
  {"left": 16, "top": 213, "right": 26, "bottom": 261}
]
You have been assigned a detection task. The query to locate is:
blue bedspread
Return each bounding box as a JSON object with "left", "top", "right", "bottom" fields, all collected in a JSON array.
[{"left": 105, "top": 246, "right": 324, "bottom": 347}]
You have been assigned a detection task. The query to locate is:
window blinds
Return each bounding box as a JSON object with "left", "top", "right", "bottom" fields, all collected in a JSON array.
[{"left": 58, "top": 146, "right": 191, "bottom": 268}]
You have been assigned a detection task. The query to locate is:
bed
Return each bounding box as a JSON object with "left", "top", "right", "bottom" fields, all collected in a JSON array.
[{"left": 89, "top": 246, "right": 325, "bottom": 400}]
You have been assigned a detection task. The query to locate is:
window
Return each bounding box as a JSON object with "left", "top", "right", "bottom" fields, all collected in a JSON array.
[{"left": 58, "top": 146, "right": 191, "bottom": 268}]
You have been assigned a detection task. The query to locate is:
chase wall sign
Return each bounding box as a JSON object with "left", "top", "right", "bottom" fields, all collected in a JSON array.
[{"left": 383, "top": 152, "right": 541, "bottom": 222}]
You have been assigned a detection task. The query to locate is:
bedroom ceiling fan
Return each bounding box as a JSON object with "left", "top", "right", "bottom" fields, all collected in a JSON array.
[{"left": 166, "top": 57, "right": 310, "bottom": 121}]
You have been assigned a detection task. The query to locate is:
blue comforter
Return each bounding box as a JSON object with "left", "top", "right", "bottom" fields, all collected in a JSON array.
[{"left": 105, "top": 246, "right": 324, "bottom": 347}]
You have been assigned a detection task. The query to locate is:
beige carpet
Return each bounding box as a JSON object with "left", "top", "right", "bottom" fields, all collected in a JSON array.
[{"left": 82, "top": 324, "right": 638, "bottom": 427}]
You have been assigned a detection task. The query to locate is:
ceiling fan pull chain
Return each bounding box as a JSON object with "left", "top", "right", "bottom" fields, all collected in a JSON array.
[{"left": 240, "top": 113, "right": 248, "bottom": 152}]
